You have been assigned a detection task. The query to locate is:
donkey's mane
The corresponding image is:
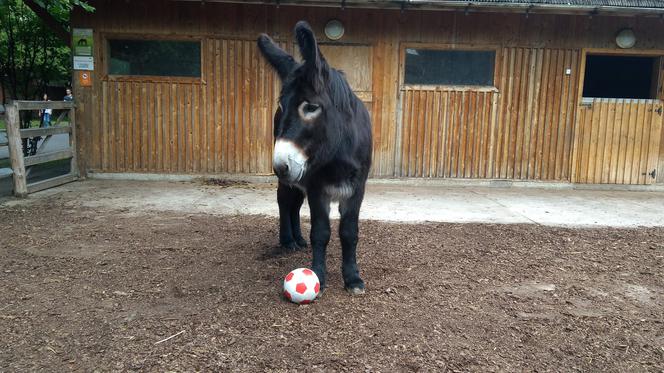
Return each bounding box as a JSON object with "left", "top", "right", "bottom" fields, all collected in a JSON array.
[{"left": 325, "top": 68, "right": 357, "bottom": 115}]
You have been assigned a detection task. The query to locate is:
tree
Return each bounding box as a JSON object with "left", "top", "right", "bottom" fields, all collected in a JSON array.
[
  {"left": 22, "top": 0, "right": 95, "bottom": 44},
  {"left": 0, "top": 0, "right": 93, "bottom": 104},
  {"left": 1, "top": 0, "right": 92, "bottom": 148}
]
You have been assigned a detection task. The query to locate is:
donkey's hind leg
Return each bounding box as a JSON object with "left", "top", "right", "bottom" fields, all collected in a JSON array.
[
  {"left": 277, "top": 182, "right": 306, "bottom": 251},
  {"left": 339, "top": 186, "right": 366, "bottom": 295}
]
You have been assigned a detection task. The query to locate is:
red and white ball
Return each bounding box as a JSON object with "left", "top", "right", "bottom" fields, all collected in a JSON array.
[{"left": 283, "top": 268, "right": 320, "bottom": 304}]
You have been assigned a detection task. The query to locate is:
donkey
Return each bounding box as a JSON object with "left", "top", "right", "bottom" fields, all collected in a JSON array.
[{"left": 257, "top": 21, "right": 372, "bottom": 295}]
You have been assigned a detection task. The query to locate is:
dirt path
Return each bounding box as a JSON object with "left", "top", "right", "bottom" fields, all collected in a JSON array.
[
  {"left": 1, "top": 196, "right": 663, "bottom": 371},
  {"left": 7, "top": 178, "right": 664, "bottom": 227}
]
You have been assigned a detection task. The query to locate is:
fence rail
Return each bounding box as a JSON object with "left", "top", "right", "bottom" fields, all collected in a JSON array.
[
  {"left": 5, "top": 100, "right": 78, "bottom": 197},
  {"left": 0, "top": 125, "right": 9, "bottom": 179}
]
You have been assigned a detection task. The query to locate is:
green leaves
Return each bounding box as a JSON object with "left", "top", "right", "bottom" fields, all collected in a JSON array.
[{"left": 0, "top": 0, "right": 92, "bottom": 100}]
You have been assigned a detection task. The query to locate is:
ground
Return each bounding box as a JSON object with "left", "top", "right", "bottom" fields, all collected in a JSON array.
[{"left": 1, "top": 180, "right": 663, "bottom": 372}]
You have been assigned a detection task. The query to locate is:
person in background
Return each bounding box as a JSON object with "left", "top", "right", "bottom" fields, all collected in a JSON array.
[
  {"left": 39, "top": 93, "right": 52, "bottom": 127},
  {"left": 64, "top": 88, "right": 73, "bottom": 102}
]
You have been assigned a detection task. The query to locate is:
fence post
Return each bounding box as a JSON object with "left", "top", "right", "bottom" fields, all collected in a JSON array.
[
  {"left": 5, "top": 102, "right": 28, "bottom": 197},
  {"left": 69, "top": 104, "right": 79, "bottom": 177}
]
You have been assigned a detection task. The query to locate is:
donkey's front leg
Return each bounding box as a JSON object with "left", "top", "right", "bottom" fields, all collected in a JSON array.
[
  {"left": 339, "top": 187, "right": 366, "bottom": 294},
  {"left": 307, "top": 190, "right": 331, "bottom": 291},
  {"left": 277, "top": 182, "right": 305, "bottom": 251},
  {"left": 289, "top": 187, "right": 308, "bottom": 249}
]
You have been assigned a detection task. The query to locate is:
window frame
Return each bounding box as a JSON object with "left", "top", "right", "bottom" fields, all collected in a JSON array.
[
  {"left": 102, "top": 33, "right": 204, "bottom": 83},
  {"left": 400, "top": 43, "right": 500, "bottom": 92},
  {"left": 579, "top": 48, "right": 664, "bottom": 102}
]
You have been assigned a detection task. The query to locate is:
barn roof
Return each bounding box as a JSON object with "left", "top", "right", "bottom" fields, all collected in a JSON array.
[
  {"left": 418, "top": 0, "right": 664, "bottom": 13},
  {"left": 195, "top": 0, "right": 664, "bottom": 14},
  {"left": 448, "top": 0, "right": 664, "bottom": 7}
]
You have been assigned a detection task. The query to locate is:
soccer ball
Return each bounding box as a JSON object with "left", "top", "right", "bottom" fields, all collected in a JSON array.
[{"left": 283, "top": 268, "right": 320, "bottom": 304}]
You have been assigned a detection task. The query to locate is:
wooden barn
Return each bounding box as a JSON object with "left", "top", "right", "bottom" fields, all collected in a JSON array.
[{"left": 70, "top": 0, "right": 664, "bottom": 185}]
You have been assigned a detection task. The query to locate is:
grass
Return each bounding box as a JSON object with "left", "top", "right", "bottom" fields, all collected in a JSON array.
[
  {"left": 0, "top": 117, "right": 70, "bottom": 131},
  {"left": 0, "top": 119, "right": 42, "bottom": 130},
  {"left": 0, "top": 154, "right": 70, "bottom": 170}
]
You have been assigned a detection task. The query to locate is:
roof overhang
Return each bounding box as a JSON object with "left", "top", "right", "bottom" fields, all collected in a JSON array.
[{"left": 176, "top": 0, "right": 664, "bottom": 17}]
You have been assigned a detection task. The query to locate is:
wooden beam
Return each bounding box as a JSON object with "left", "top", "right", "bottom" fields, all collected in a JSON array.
[
  {"left": 20, "top": 126, "right": 72, "bottom": 138},
  {"left": 23, "top": 0, "right": 70, "bottom": 45},
  {"left": 16, "top": 101, "right": 75, "bottom": 110},
  {"left": 24, "top": 149, "right": 74, "bottom": 167},
  {"left": 5, "top": 103, "right": 28, "bottom": 197},
  {"left": 27, "top": 173, "right": 77, "bottom": 194}
]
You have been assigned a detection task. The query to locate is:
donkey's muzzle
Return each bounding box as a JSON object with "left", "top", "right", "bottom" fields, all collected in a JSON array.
[
  {"left": 273, "top": 139, "right": 307, "bottom": 183},
  {"left": 273, "top": 163, "right": 290, "bottom": 179}
]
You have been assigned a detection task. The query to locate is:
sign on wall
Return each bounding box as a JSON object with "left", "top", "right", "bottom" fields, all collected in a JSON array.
[
  {"left": 73, "top": 56, "right": 94, "bottom": 70},
  {"left": 73, "top": 28, "right": 94, "bottom": 71},
  {"left": 79, "top": 71, "right": 92, "bottom": 87}
]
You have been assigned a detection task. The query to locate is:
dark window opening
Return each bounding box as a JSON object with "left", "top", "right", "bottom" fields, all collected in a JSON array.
[
  {"left": 108, "top": 39, "right": 201, "bottom": 78},
  {"left": 583, "top": 55, "right": 659, "bottom": 99},
  {"left": 404, "top": 49, "right": 495, "bottom": 86}
]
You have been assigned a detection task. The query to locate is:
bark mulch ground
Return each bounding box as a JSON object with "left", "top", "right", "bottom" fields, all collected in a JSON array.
[{"left": 1, "top": 202, "right": 663, "bottom": 372}]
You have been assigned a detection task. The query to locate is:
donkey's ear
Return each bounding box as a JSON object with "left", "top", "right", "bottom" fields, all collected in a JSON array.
[
  {"left": 294, "top": 21, "right": 326, "bottom": 91},
  {"left": 257, "top": 33, "right": 296, "bottom": 81}
]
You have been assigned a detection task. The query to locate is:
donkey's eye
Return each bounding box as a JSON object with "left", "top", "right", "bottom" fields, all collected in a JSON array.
[
  {"left": 298, "top": 101, "right": 322, "bottom": 123},
  {"left": 303, "top": 103, "right": 320, "bottom": 113}
]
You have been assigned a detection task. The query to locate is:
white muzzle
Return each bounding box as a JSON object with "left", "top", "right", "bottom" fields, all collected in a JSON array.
[{"left": 273, "top": 139, "right": 308, "bottom": 183}]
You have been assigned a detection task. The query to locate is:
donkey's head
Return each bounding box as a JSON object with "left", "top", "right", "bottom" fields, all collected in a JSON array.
[{"left": 258, "top": 21, "right": 356, "bottom": 184}]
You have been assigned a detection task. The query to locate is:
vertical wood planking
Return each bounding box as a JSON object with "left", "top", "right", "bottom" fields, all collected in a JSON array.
[
  {"left": 79, "top": 3, "right": 664, "bottom": 182},
  {"left": 96, "top": 38, "right": 279, "bottom": 175},
  {"left": 398, "top": 47, "right": 580, "bottom": 180},
  {"left": 574, "top": 99, "right": 662, "bottom": 184},
  {"left": 632, "top": 101, "right": 647, "bottom": 184},
  {"left": 399, "top": 88, "right": 498, "bottom": 178},
  {"left": 646, "top": 102, "right": 663, "bottom": 185},
  {"left": 96, "top": 43, "right": 587, "bottom": 181},
  {"left": 87, "top": 3, "right": 661, "bottom": 182}
]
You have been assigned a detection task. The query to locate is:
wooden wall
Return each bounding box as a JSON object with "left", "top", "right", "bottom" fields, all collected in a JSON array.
[
  {"left": 72, "top": 1, "right": 664, "bottom": 184},
  {"left": 399, "top": 48, "right": 579, "bottom": 180},
  {"left": 573, "top": 99, "right": 662, "bottom": 184},
  {"left": 96, "top": 39, "right": 278, "bottom": 174}
]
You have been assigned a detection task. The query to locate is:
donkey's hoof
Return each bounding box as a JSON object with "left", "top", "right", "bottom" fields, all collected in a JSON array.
[
  {"left": 280, "top": 241, "right": 304, "bottom": 252},
  {"left": 344, "top": 275, "right": 365, "bottom": 295},
  {"left": 346, "top": 286, "right": 365, "bottom": 295},
  {"left": 295, "top": 237, "right": 308, "bottom": 249}
]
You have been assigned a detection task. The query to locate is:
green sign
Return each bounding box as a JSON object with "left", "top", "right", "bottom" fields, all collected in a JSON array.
[{"left": 73, "top": 28, "right": 93, "bottom": 57}]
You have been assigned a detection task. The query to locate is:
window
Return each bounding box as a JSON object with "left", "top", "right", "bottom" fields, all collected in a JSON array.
[
  {"left": 404, "top": 48, "right": 495, "bottom": 86},
  {"left": 108, "top": 39, "right": 201, "bottom": 78},
  {"left": 583, "top": 55, "right": 660, "bottom": 99}
]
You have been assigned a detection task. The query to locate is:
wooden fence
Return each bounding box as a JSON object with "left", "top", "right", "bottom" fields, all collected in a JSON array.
[{"left": 5, "top": 100, "right": 79, "bottom": 197}]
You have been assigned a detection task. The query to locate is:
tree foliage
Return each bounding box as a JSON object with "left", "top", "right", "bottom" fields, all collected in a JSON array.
[
  {"left": 32, "top": 0, "right": 94, "bottom": 17},
  {"left": 0, "top": 0, "right": 93, "bottom": 103}
]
